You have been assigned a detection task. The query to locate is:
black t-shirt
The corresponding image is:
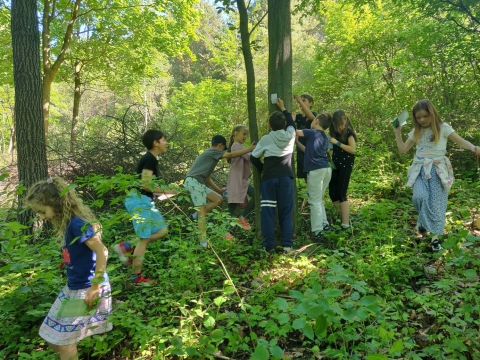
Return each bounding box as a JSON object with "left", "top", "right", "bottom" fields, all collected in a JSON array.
[
  {"left": 295, "top": 113, "right": 316, "bottom": 150},
  {"left": 332, "top": 129, "right": 355, "bottom": 168},
  {"left": 136, "top": 152, "right": 159, "bottom": 199}
]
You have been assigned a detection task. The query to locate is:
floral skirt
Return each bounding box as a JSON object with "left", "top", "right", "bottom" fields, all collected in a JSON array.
[{"left": 39, "top": 283, "right": 112, "bottom": 346}]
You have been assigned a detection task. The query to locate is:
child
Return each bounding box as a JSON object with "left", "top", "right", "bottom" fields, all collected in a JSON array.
[
  {"left": 251, "top": 98, "right": 296, "bottom": 254},
  {"left": 328, "top": 110, "right": 356, "bottom": 231},
  {"left": 25, "top": 176, "right": 112, "bottom": 360},
  {"left": 227, "top": 125, "right": 255, "bottom": 231},
  {"left": 293, "top": 94, "right": 316, "bottom": 181},
  {"left": 393, "top": 99, "right": 480, "bottom": 251},
  {"left": 114, "top": 130, "right": 177, "bottom": 285},
  {"left": 185, "top": 134, "right": 256, "bottom": 247},
  {"left": 296, "top": 113, "right": 333, "bottom": 239}
]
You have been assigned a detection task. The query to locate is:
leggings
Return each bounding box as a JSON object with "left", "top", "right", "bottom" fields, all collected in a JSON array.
[
  {"left": 228, "top": 184, "right": 255, "bottom": 218},
  {"left": 329, "top": 165, "right": 353, "bottom": 203}
]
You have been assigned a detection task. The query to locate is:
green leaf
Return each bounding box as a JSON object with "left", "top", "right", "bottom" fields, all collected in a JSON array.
[
  {"left": 250, "top": 344, "right": 269, "bottom": 360},
  {"left": 224, "top": 286, "right": 236, "bottom": 294},
  {"left": 16, "top": 286, "right": 31, "bottom": 293},
  {"left": 342, "top": 308, "right": 357, "bottom": 320},
  {"left": 464, "top": 269, "right": 477, "bottom": 279},
  {"left": 7, "top": 222, "right": 28, "bottom": 231},
  {"left": 274, "top": 297, "right": 289, "bottom": 311},
  {"left": 292, "top": 317, "right": 306, "bottom": 330},
  {"left": 185, "top": 347, "right": 198, "bottom": 356},
  {"left": 214, "top": 295, "right": 227, "bottom": 307},
  {"left": 210, "top": 329, "right": 224, "bottom": 341},
  {"left": 322, "top": 288, "right": 343, "bottom": 298},
  {"left": 306, "top": 304, "right": 327, "bottom": 319},
  {"left": 314, "top": 315, "right": 327, "bottom": 338},
  {"left": 269, "top": 345, "right": 283, "bottom": 358},
  {"left": 366, "top": 355, "right": 388, "bottom": 360},
  {"left": 359, "top": 295, "right": 379, "bottom": 306},
  {"left": 277, "top": 313, "right": 290, "bottom": 325},
  {"left": 302, "top": 323, "right": 314, "bottom": 340},
  {"left": 389, "top": 340, "right": 404, "bottom": 354},
  {"left": 289, "top": 290, "right": 304, "bottom": 299},
  {"left": 203, "top": 316, "right": 215, "bottom": 329}
]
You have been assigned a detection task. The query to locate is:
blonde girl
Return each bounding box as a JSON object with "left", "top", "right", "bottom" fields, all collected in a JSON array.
[
  {"left": 227, "top": 125, "right": 255, "bottom": 230},
  {"left": 394, "top": 99, "right": 480, "bottom": 251},
  {"left": 25, "top": 177, "right": 112, "bottom": 359}
]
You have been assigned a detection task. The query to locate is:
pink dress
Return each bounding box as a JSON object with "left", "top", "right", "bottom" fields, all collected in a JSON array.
[{"left": 227, "top": 142, "right": 251, "bottom": 204}]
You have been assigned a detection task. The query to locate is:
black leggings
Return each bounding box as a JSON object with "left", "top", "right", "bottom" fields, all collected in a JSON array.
[
  {"left": 329, "top": 166, "right": 353, "bottom": 203},
  {"left": 228, "top": 184, "right": 255, "bottom": 218}
]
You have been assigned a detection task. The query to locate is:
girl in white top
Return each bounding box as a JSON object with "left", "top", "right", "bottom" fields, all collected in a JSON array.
[{"left": 393, "top": 99, "right": 480, "bottom": 251}]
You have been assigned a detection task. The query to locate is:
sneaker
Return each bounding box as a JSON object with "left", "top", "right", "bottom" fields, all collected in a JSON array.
[
  {"left": 189, "top": 213, "right": 197, "bottom": 221},
  {"left": 132, "top": 273, "right": 156, "bottom": 286},
  {"left": 224, "top": 232, "right": 235, "bottom": 240},
  {"left": 114, "top": 241, "right": 134, "bottom": 266},
  {"left": 340, "top": 225, "right": 351, "bottom": 232},
  {"left": 312, "top": 231, "right": 327, "bottom": 243},
  {"left": 283, "top": 247, "right": 292, "bottom": 253},
  {"left": 431, "top": 239, "right": 443, "bottom": 252},
  {"left": 199, "top": 239, "right": 208, "bottom": 248},
  {"left": 263, "top": 245, "right": 275, "bottom": 254},
  {"left": 322, "top": 224, "right": 333, "bottom": 233},
  {"left": 237, "top": 217, "right": 252, "bottom": 231}
]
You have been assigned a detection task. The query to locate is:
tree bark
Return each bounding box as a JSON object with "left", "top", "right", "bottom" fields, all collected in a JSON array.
[
  {"left": 71, "top": 59, "right": 83, "bottom": 154},
  {"left": 11, "top": 0, "right": 49, "bottom": 227},
  {"left": 236, "top": 0, "right": 263, "bottom": 239},
  {"left": 268, "top": 0, "right": 298, "bottom": 232}
]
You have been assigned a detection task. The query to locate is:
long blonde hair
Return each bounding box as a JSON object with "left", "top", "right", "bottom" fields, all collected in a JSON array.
[
  {"left": 412, "top": 99, "right": 442, "bottom": 144},
  {"left": 24, "top": 177, "right": 98, "bottom": 243}
]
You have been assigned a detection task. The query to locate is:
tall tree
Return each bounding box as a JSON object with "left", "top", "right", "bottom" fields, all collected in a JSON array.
[
  {"left": 11, "top": 0, "right": 48, "bottom": 226},
  {"left": 268, "top": 0, "right": 296, "bottom": 230}
]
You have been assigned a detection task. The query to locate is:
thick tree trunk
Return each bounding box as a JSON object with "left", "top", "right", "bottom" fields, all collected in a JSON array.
[
  {"left": 268, "top": 0, "right": 298, "bottom": 232},
  {"left": 236, "top": 0, "right": 262, "bottom": 239},
  {"left": 11, "top": 0, "right": 49, "bottom": 227},
  {"left": 71, "top": 60, "right": 82, "bottom": 154}
]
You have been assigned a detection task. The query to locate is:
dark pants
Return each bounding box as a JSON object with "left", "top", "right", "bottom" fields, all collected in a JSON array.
[
  {"left": 260, "top": 177, "right": 293, "bottom": 250},
  {"left": 228, "top": 184, "right": 255, "bottom": 218},
  {"left": 329, "top": 165, "right": 353, "bottom": 203}
]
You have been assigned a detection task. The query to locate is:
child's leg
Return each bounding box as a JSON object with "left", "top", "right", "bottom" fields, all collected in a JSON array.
[
  {"left": 277, "top": 177, "right": 294, "bottom": 248},
  {"left": 338, "top": 167, "right": 353, "bottom": 226},
  {"left": 260, "top": 178, "right": 277, "bottom": 251},
  {"left": 228, "top": 203, "right": 237, "bottom": 217},
  {"left": 132, "top": 227, "right": 168, "bottom": 274},
  {"left": 339, "top": 201, "right": 350, "bottom": 226},
  {"left": 51, "top": 343, "right": 77, "bottom": 360},
  {"left": 242, "top": 184, "right": 256, "bottom": 218}
]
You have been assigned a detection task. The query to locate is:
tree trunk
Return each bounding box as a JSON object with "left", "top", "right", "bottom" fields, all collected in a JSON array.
[
  {"left": 11, "top": 0, "right": 49, "bottom": 227},
  {"left": 268, "top": 0, "right": 298, "bottom": 233},
  {"left": 71, "top": 60, "right": 82, "bottom": 154},
  {"left": 236, "top": 0, "right": 262, "bottom": 239}
]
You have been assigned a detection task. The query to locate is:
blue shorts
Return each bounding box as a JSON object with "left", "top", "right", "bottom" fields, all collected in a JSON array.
[{"left": 124, "top": 192, "right": 167, "bottom": 239}]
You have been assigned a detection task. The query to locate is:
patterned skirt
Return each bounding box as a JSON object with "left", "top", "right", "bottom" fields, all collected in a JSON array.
[
  {"left": 412, "top": 166, "right": 448, "bottom": 235},
  {"left": 39, "top": 283, "right": 113, "bottom": 346}
]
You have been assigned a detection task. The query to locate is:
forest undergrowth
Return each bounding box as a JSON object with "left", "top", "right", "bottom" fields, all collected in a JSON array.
[{"left": 0, "top": 159, "right": 479, "bottom": 360}]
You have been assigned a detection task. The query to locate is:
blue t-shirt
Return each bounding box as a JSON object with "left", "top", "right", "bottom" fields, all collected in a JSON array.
[
  {"left": 63, "top": 216, "right": 108, "bottom": 290},
  {"left": 302, "top": 129, "right": 329, "bottom": 172}
]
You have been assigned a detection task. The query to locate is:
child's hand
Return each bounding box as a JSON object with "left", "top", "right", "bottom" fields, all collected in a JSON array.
[
  {"left": 248, "top": 142, "right": 256, "bottom": 151},
  {"left": 293, "top": 94, "right": 301, "bottom": 103},
  {"left": 472, "top": 145, "right": 480, "bottom": 157},
  {"left": 219, "top": 187, "right": 227, "bottom": 194},
  {"left": 84, "top": 286, "right": 100, "bottom": 307},
  {"left": 329, "top": 137, "right": 337, "bottom": 144},
  {"left": 276, "top": 98, "right": 285, "bottom": 111}
]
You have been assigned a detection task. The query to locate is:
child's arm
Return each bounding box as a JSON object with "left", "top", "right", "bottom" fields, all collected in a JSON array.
[
  {"left": 250, "top": 154, "right": 264, "bottom": 172},
  {"left": 206, "top": 176, "right": 225, "bottom": 193},
  {"left": 276, "top": 99, "right": 295, "bottom": 129},
  {"left": 296, "top": 129, "right": 305, "bottom": 137},
  {"left": 393, "top": 126, "right": 415, "bottom": 154},
  {"left": 448, "top": 133, "right": 480, "bottom": 157},
  {"left": 142, "top": 169, "right": 178, "bottom": 195},
  {"left": 84, "top": 235, "right": 108, "bottom": 307},
  {"left": 222, "top": 143, "right": 256, "bottom": 160},
  {"left": 329, "top": 135, "right": 356, "bottom": 154},
  {"left": 294, "top": 95, "right": 315, "bottom": 121}
]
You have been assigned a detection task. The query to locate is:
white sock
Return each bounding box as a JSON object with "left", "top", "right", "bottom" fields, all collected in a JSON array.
[{"left": 341, "top": 224, "right": 350, "bottom": 228}]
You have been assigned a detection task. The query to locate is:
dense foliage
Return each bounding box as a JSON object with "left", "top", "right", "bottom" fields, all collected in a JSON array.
[{"left": 1, "top": 0, "right": 479, "bottom": 358}]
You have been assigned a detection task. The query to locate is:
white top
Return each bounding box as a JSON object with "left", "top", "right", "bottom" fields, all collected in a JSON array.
[{"left": 407, "top": 123, "right": 455, "bottom": 157}]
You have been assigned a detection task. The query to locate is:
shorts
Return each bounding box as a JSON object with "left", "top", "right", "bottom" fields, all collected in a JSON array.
[
  {"left": 124, "top": 192, "right": 167, "bottom": 239},
  {"left": 184, "top": 177, "right": 212, "bottom": 206}
]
